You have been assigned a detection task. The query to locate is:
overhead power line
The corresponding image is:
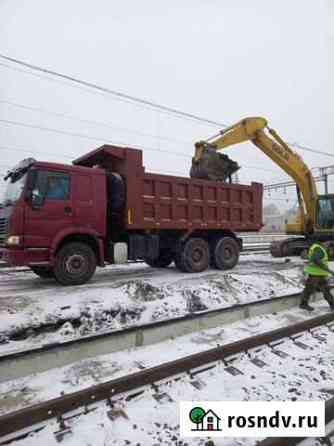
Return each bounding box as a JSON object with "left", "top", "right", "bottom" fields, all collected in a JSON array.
[
  {"left": 0, "top": 54, "right": 332, "bottom": 166},
  {"left": 0, "top": 99, "right": 191, "bottom": 147},
  {"left": 0, "top": 118, "right": 192, "bottom": 159},
  {"left": 0, "top": 53, "right": 227, "bottom": 128},
  {"left": 1, "top": 62, "right": 333, "bottom": 164},
  {"left": 289, "top": 143, "right": 334, "bottom": 159},
  {"left": 1, "top": 54, "right": 333, "bottom": 160},
  {"left": 0, "top": 99, "right": 282, "bottom": 174},
  {"left": 0, "top": 119, "right": 280, "bottom": 174},
  {"left": 0, "top": 144, "right": 73, "bottom": 159},
  {"left": 1, "top": 54, "right": 332, "bottom": 160}
]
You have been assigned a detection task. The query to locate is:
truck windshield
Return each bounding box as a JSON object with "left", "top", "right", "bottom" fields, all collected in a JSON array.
[{"left": 1, "top": 173, "right": 27, "bottom": 206}]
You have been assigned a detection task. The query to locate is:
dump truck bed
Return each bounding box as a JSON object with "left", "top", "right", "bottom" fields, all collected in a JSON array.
[
  {"left": 130, "top": 172, "right": 263, "bottom": 231},
  {"left": 73, "top": 145, "right": 263, "bottom": 233}
]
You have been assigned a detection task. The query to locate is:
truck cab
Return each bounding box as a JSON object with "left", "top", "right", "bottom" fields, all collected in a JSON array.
[{"left": 0, "top": 158, "right": 107, "bottom": 284}]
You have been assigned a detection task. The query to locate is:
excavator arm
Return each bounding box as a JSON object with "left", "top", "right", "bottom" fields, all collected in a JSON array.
[{"left": 192, "top": 117, "right": 318, "bottom": 234}]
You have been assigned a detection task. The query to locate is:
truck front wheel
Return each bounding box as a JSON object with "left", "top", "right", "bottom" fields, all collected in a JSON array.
[
  {"left": 212, "top": 236, "right": 239, "bottom": 270},
  {"left": 178, "top": 238, "right": 210, "bottom": 273},
  {"left": 54, "top": 242, "right": 97, "bottom": 286}
]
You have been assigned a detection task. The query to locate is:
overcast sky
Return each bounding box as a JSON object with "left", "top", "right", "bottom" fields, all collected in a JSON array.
[{"left": 0, "top": 0, "right": 333, "bottom": 210}]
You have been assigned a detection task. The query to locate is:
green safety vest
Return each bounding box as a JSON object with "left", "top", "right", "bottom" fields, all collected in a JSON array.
[{"left": 304, "top": 243, "right": 330, "bottom": 277}]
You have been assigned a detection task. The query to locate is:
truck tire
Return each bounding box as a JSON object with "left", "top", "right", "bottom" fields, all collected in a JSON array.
[
  {"left": 178, "top": 238, "right": 210, "bottom": 273},
  {"left": 212, "top": 236, "right": 239, "bottom": 270},
  {"left": 54, "top": 242, "right": 97, "bottom": 286},
  {"left": 30, "top": 266, "right": 55, "bottom": 279},
  {"left": 145, "top": 250, "right": 173, "bottom": 268}
]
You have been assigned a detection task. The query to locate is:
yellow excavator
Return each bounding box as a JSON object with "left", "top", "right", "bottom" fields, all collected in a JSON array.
[{"left": 190, "top": 117, "right": 334, "bottom": 258}]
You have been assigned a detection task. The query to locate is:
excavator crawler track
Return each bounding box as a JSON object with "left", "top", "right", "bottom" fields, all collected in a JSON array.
[{"left": 270, "top": 238, "right": 310, "bottom": 258}]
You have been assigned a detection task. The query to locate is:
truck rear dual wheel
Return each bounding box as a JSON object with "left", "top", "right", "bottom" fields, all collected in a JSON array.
[
  {"left": 176, "top": 237, "right": 210, "bottom": 273},
  {"left": 211, "top": 236, "right": 239, "bottom": 270},
  {"left": 54, "top": 242, "right": 97, "bottom": 286}
]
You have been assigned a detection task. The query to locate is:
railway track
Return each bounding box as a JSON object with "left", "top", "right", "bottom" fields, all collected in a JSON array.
[
  {"left": 1, "top": 311, "right": 334, "bottom": 444},
  {"left": 0, "top": 290, "right": 317, "bottom": 383}
]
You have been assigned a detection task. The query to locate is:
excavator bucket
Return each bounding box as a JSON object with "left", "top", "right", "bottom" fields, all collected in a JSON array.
[{"left": 190, "top": 147, "right": 240, "bottom": 182}]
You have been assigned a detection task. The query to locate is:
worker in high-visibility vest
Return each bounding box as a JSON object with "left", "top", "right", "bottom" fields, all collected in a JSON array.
[{"left": 300, "top": 243, "right": 334, "bottom": 311}]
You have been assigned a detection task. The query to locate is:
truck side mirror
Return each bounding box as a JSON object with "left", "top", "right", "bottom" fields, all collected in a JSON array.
[
  {"left": 27, "top": 169, "right": 37, "bottom": 188},
  {"left": 24, "top": 188, "right": 33, "bottom": 202},
  {"left": 24, "top": 169, "right": 44, "bottom": 207},
  {"left": 24, "top": 169, "right": 36, "bottom": 197}
]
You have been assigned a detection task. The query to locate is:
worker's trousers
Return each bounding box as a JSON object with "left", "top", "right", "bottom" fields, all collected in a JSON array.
[{"left": 301, "top": 276, "right": 334, "bottom": 306}]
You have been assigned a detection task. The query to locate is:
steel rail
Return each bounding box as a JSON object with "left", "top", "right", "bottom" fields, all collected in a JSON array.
[{"left": 1, "top": 312, "right": 334, "bottom": 441}]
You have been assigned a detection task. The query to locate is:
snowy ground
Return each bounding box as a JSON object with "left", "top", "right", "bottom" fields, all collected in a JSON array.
[
  {"left": 2, "top": 254, "right": 334, "bottom": 445},
  {"left": 2, "top": 301, "right": 334, "bottom": 446},
  {"left": 0, "top": 254, "right": 306, "bottom": 354}
]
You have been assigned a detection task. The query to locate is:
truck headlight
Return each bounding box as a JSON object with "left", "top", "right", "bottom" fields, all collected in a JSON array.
[{"left": 6, "top": 236, "right": 21, "bottom": 246}]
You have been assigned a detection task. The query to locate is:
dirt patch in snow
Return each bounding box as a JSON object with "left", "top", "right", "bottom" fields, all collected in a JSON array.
[{"left": 122, "top": 280, "right": 169, "bottom": 301}]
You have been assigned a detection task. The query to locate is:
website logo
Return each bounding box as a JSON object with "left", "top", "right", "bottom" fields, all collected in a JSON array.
[
  {"left": 189, "top": 406, "right": 222, "bottom": 432},
  {"left": 180, "top": 401, "right": 325, "bottom": 438}
]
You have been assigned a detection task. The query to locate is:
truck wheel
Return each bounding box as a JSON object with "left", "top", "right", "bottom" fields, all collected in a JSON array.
[
  {"left": 145, "top": 250, "right": 173, "bottom": 268},
  {"left": 30, "top": 266, "right": 55, "bottom": 279},
  {"left": 179, "top": 238, "right": 210, "bottom": 273},
  {"left": 212, "top": 236, "right": 239, "bottom": 270},
  {"left": 54, "top": 242, "right": 97, "bottom": 286}
]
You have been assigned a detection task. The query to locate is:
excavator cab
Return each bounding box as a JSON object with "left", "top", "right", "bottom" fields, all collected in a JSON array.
[{"left": 316, "top": 195, "right": 334, "bottom": 230}]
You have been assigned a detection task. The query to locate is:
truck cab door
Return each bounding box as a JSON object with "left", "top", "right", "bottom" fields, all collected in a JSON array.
[
  {"left": 71, "top": 174, "right": 95, "bottom": 228},
  {"left": 24, "top": 171, "right": 72, "bottom": 248}
]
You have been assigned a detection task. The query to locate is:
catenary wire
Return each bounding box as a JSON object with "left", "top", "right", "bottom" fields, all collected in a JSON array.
[
  {"left": 0, "top": 99, "right": 191, "bottom": 147},
  {"left": 0, "top": 119, "right": 283, "bottom": 173},
  {"left": 1, "top": 55, "right": 333, "bottom": 159},
  {"left": 0, "top": 54, "right": 228, "bottom": 128}
]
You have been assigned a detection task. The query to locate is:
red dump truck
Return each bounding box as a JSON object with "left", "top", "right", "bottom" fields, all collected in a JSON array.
[{"left": 0, "top": 145, "right": 263, "bottom": 285}]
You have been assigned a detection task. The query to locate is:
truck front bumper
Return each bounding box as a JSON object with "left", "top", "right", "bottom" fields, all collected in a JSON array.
[{"left": 0, "top": 247, "right": 50, "bottom": 267}]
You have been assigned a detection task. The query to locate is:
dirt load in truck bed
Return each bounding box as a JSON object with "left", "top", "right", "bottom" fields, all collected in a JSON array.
[{"left": 190, "top": 147, "right": 240, "bottom": 182}]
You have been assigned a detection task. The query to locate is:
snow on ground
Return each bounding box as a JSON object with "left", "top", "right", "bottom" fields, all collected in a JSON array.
[
  {"left": 0, "top": 255, "right": 306, "bottom": 354},
  {"left": 2, "top": 301, "right": 334, "bottom": 446}
]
